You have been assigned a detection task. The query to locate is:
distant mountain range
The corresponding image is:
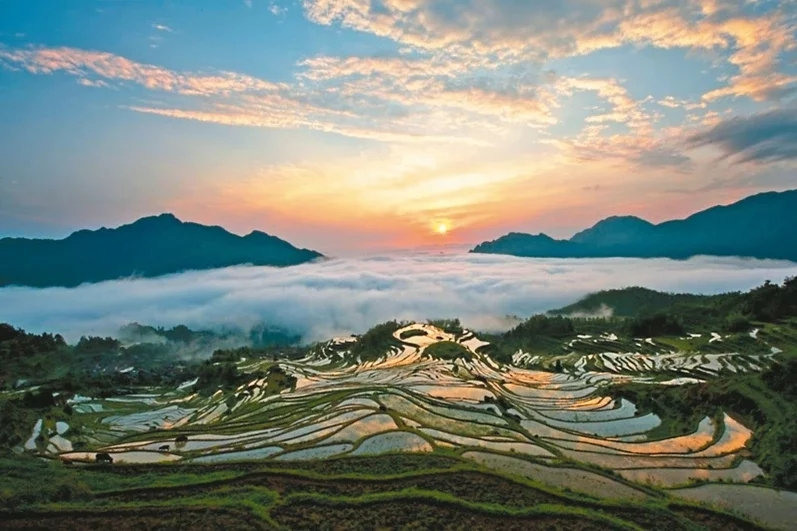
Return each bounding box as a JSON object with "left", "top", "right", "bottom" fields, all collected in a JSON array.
[
  {"left": 0, "top": 214, "right": 323, "bottom": 288},
  {"left": 471, "top": 189, "right": 797, "bottom": 262}
]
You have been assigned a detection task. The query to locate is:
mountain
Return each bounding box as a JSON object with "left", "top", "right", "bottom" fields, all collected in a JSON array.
[
  {"left": 569, "top": 216, "right": 656, "bottom": 247},
  {"left": 472, "top": 189, "right": 797, "bottom": 261},
  {"left": 0, "top": 213, "right": 323, "bottom": 288}
]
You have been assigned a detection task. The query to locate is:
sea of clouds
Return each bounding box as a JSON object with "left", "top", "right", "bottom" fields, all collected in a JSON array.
[{"left": 1, "top": 253, "right": 797, "bottom": 343}]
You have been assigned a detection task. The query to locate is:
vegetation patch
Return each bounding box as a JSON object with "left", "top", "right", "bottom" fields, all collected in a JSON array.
[
  {"left": 424, "top": 341, "right": 472, "bottom": 361},
  {"left": 427, "top": 319, "right": 465, "bottom": 335},
  {"left": 399, "top": 329, "right": 428, "bottom": 340},
  {"left": 2, "top": 507, "right": 271, "bottom": 531},
  {"left": 671, "top": 505, "right": 766, "bottom": 531},
  {"left": 271, "top": 495, "right": 626, "bottom": 531},
  {"left": 349, "top": 321, "right": 404, "bottom": 362},
  {"left": 264, "top": 453, "right": 461, "bottom": 476}
]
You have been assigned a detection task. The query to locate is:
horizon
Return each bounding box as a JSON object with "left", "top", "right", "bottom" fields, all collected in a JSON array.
[
  {"left": 2, "top": 187, "right": 795, "bottom": 257},
  {"left": 2, "top": 1, "right": 797, "bottom": 253}
]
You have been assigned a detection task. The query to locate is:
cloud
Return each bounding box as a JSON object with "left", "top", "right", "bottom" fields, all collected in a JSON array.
[
  {"left": 292, "top": 54, "right": 560, "bottom": 136},
  {"left": 152, "top": 24, "right": 173, "bottom": 33},
  {"left": 3, "top": 0, "right": 795, "bottom": 154},
  {"left": 556, "top": 76, "right": 651, "bottom": 130},
  {"left": 688, "top": 108, "right": 797, "bottom": 163},
  {"left": 269, "top": 2, "right": 287, "bottom": 16},
  {"left": 0, "top": 45, "right": 499, "bottom": 145},
  {"left": 547, "top": 128, "right": 693, "bottom": 171},
  {"left": 0, "top": 46, "right": 278, "bottom": 96},
  {"left": 1, "top": 254, "right": 795, "bottom": 344},
  {"left": 658, "top": 96, "right": 706, "bottom": 110},
  {"left": 302, "top": 0, "right": 797, "bottom": 102},
  {"left": 77, "top": 78, "right": 109, "bottom": 88},
  {"left": 2, "top": 1, "right": 795, "bottom": 201},
  {"left": 126, "top": 105, "right": 488, "bottom": 145}
]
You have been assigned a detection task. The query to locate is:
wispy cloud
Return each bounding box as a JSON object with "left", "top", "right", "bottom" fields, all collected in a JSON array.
[
  {"left": 0, "top": 46, "right": 278, "bottom": 96},
  {"left": 152, "top": 23, "right": 173, "bottom": 33},
  {"left": 556, "top": 76, "right": 651, "bottom": 130},
  {"left": 77, "top": 78, "right": 109, "bottom": 88},
  {"left": 127, "top": 104, "right": 488, "bottom": 145},
  {"left": 269, "top": 2, "right": 287, "bottom": 16},
  {"left": 0, "top": 45, "right": 511, "bottom": 145}
]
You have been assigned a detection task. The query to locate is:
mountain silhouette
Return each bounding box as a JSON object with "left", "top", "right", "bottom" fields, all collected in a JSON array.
[
  {"left": 472, "top": 189, "right": 797, "bottom": 261},
  {"left": 0, "top": 214, "right": 323, "bottom": 287}
]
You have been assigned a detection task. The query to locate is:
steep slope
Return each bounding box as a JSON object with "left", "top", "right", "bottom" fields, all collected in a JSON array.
[
  {"left": 0, "top": 214, "right": 323, "bottom": 288},
  {"left": 570, "top": 216, "right": 656, "bottom": 247},
  {"left": 472, "top": 189, "right": 797, "bottom": 261},
  {"left": 651, "top": 190, "right": 797, "bottom": 259}
]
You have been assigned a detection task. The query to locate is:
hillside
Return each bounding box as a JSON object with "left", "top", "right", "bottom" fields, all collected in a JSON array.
[
  {"left": 4, "top": 307, "right": 797, "bottom": 529},
  {"left": 3, "top": 278, "right": 797, "bottom": 528},
  {"left": 0, "top": 214, "right": 323, "bottom": 288},
  {"left": 551, "top": 287, "right": 742, "bottom": 318},
  {"left": 472, "top": 189, "right": 797, "bottom": 261}
]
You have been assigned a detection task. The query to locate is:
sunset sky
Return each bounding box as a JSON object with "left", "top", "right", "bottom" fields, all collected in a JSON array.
[{"left": 1, "top": 0, "right": 796, "bottom": 253}]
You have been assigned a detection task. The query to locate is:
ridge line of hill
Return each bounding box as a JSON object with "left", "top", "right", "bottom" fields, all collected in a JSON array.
[
  {"left": 471, "top": 188, "right": 797, "bottom": 262},
  {"left": 0, "top": 214, "right": 324, "bottom": 288}
]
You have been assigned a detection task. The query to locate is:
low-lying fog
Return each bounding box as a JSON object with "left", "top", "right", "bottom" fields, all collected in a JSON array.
[{"left": 2, "top": 254, "right": 797, "bottom": 343}]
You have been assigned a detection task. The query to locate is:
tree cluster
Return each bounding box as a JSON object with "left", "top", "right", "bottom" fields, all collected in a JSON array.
[{"left": 350, "top": 321, "right": 403, "bottom": 362}]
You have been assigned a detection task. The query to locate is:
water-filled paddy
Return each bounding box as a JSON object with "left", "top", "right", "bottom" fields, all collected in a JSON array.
[
  {"left": 274, "top": 443, "right": 353, "bottom": 461},
  {"left": 619, "top": 459, "right": 764, "bottom": 487},
  {"left": 32, "top": 322, "right": 771, "bottom": 503},
  {"left": 191, "top": 446, "right": 283, "bottom": 463},
  {"left": 352, "top": 431, "right": 433, "bottom": 455}
]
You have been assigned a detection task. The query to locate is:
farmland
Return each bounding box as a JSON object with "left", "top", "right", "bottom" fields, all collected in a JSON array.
[{"left": 3, "top": 317, "right": 797, "bottom": 530}]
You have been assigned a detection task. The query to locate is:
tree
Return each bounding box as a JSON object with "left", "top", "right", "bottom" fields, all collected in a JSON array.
[{"left": 626, "top": 313, "right": 684, "bottom": 337}]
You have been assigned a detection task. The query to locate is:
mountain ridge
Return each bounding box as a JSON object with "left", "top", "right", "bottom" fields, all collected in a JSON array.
[
  {"left": 472, "top": 189, "right": 797, "bottom": 261},
  {"left": 0, "top": 214, "right": 323, "bottom": 288}
]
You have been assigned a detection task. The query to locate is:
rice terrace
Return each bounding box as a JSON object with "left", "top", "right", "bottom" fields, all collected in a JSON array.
[{"left": 3, "top": 280, "right": 797, "bottom": 530}]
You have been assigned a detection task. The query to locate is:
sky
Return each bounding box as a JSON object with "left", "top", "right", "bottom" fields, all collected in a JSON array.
[{"left": 0, "top": 0, "right": 796, "bottom": 254}]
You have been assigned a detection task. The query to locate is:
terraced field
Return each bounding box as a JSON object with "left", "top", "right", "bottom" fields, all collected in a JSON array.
[
  {"left": 0, "top": 454, "right": 774, "bottom": 531},
  {"left": 9, "top": 323, "right": 796, "bottom": 529}
]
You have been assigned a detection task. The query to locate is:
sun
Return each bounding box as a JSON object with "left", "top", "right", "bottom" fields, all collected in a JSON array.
[{"left": 435, "top": 222, "right": 449, "bottom": 235}]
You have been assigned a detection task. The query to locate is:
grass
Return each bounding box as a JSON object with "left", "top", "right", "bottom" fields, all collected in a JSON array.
[
  {"left": 2, "top": 507, "right": 273, "bottom": 531},
  {"left": 272, "top": 492, "right": 641, "bottom": 531},
  {"left": 1, "top": 452, "right": 772, "bottom": 531}
]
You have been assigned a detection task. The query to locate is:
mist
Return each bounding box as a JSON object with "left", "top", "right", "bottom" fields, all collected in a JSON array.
[{"left": 1, "top": 253, "right": 796, "bottom": 344}]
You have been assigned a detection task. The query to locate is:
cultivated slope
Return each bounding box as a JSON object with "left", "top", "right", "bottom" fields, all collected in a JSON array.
[{"left": 9, "top": 321, "right": 797, "bottom": 529}]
